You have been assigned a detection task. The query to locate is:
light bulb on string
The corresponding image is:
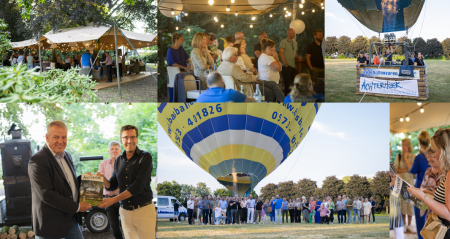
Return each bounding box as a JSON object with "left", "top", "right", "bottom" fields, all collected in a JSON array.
[
  {"left": 408, "top": 135, "right": 411, "bottom": 139},
  {"left": 252, "top": 16, "right": 256, "bottom": 20},
  {"left": 284, "top": 7, "right": 286, "bottom": 10},
  {"left": 235, "top": 11, "right": 238, "bottom": 16},
  {"left": 209, "top": 0, "right": 214, "bottom": 5},
  {"left": 176, "top": 27, "right": 179, "bottom": 30},
  {"left": 406, "top": 117, "right": 410, "bottom": 122},
  {"left": 250, "top": 24, "right": 253, "bottom": 28},
  {"left": 185, "top": 13, "right": 188, "bottom": 16},
  {"left": 226, "top": 5, "right": 230, "bottom": 11},
  {"left": 322, "top": 6, "right": 324, "bottom": 9},
  {"left": 420, "top": 108, "right": 424, "bottom": 113},
  {"left": 171, "top": 11, "right": 175, "bottom": 15},
  {"left": 302, "top": 0, "right": 305, "bottom": 3},
  {"left": 400, "top": 117, "right": 404, "bottom": 122},
  {"left": 300, "top": 4, "right": 303, "bottom": 8},
  {"left": 312, "top": 9, "right": 315, "bottom": 12},
  {"left": 221, "top": 24, "right": 224, "bottom": 28},
  {"left": 288, "top": 12, "right": 291, "bottom": 16},
  {"left": 417, "top": 102, "right": 422, "bottom": 106},
  {"left": 188, "top": 28, "right": 191, "bottom": 32},
  {"left": 321, "top": 3, "right": 323, "bottom": 6},
  {"left": 270, "top": 14, "right": 273, "bottom": 17},
  {"left": 302, "top": 11, "right": 304, "bottom": 15},
  {"left": 285, "top": 14, "right": 287, "bottom": 17}
]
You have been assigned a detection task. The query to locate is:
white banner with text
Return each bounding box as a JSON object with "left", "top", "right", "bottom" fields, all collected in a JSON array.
[{"left": 359, "top": 77, "right": 419, "bottom": 97}]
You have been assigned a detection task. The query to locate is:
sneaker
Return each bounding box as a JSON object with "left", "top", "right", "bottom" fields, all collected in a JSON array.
[
  {"left": 253, "top": 222, "right": 255, "bottom": 224},
  {"left": 408, "top": 225, "right": 416, "bottom": 233},
  {"left": 177, "top": 221, "right": 180, "bottom": 223}
]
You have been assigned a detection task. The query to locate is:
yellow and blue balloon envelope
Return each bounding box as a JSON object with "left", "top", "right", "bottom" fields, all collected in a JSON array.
[{"left": 158, "top": 103, "right": 321, "bottom": 196}]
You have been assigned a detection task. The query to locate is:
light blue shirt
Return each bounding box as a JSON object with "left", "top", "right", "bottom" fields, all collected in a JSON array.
[
  {"left": 282, "top": 200, "right": 288, "bottom": 210},
  {"left": 342, "top": 198, "right": 347, "bottom": 210},
  {"left": 247, "top": 199, "right": 256, "bottom": 208},
  {"left": 17, "top": 55, "right": 24, "bottom": 64},
  {"left": 219, "top": 200, "right": 227, "bottom": 209}
]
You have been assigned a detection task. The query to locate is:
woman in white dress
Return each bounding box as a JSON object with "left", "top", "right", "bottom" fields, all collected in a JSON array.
[{"left": 363, "top": 198, "right": 372, "bottom": 224}]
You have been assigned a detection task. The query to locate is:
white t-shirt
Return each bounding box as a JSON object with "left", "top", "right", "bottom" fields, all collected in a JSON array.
[
  {"left": 258, "top": 53, "right": 280, "bottom": 84},
  {"left": 236, "top": 56, "right": 246, "bottom": 70},
  {"left": 215, "top": 207, "right": 222, "bottom": 217}
]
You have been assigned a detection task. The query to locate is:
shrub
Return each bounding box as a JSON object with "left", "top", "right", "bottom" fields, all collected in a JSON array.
[
  {"left": 142, "top": 52, "right": 158, "bottom": 63},
  {"left": 338, "top": 54, "right": 347, "bottom": 59},
  {"left": 0, "top": 63, "right": 99, "bottom": 103}
]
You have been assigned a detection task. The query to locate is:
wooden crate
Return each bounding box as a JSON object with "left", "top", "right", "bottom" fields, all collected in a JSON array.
[{"left": 355, "top": 65, "right": 428, "bottom": 100}]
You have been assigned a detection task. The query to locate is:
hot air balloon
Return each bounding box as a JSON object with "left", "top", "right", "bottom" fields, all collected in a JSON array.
[
  {"left": 337, "top": 0, "right": 425, "bottom": 33},
  {"left": 158, "top": 103, "right": 321, "bottom": 196}
]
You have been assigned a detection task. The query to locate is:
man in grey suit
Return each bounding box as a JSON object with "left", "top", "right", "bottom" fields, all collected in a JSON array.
[{"left": 28, "top": 121, "right": 91, "bottom": 239}]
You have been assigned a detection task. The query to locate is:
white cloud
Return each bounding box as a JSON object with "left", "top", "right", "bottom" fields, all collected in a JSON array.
[
  {"left": 325, "top": 12, "right": 345, "bottom": 23},
  {"left": 310, "top": 121, "right": 348, "bottom": 139}
]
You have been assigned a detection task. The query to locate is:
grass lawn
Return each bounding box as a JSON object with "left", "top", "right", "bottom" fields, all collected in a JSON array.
[
  {"left": 157, "top": 216, "right": 389, "bottom": 238},
  {"left": 325, "top": 59, "right": 450, "bottom": 102}
]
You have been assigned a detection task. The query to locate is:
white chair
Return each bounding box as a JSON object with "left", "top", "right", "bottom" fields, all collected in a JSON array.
[
  {"left": 184, "top": 74, "right": 202, "bottom": 100},
  {"left": 222, "top": 75, "right": 236, "bottom": 90}
]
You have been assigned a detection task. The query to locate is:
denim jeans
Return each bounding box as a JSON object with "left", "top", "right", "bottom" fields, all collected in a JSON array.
[
  {"left": 202, "top": 209, "right": 209, "bottom": 224},
  {"left": 337, "top": 210, "right": 343, "bottom": 223},
  {"left": 215, "top": 216, "right": 226, "bottom": 225},
  {"left": 226, "top": 210, "right": 231, "bottom": 223},
  {"left": 275, "top": 209, "right": 282, "bottom": 223},
  {"left": 353, "top": 209, "right": 360, "bottom": 223},
  {"left": 347, "top": 209, "right": 353, "bottom": 223},
  {"left": 35, "top": 216, "right": 83, "bottom": 239},
  {"left": 27, "top": 65, "right": 33, "bottom": 70}
]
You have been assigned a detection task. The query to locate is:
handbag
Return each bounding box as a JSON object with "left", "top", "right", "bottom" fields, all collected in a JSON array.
[
  {"left": 399, "top": 65, "right": 413, "bottom": 77},
  {"left": 420, "top": 212, "right": 449, "bottom": 239},
  {"left": 267, "top": 206, "right": 272, "bottom": 213}
]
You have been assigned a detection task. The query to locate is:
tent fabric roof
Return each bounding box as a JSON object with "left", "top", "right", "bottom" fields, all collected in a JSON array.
[
  {"left": 10, "top": 36, "right": 50, "bottom": 50},
  {"left": 159, "top": 0, "right": 289, "bottom": 15},
  {"left": 390, "top": 103, "right": 450, "bottom": 134}
]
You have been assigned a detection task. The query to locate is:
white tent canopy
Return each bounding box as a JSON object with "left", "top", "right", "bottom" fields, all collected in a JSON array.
[
  {"left": 10, "top": 36, "right": 50, "bottom": 50},
  {"left": 390, "top": 103, "right": 450, "bottom": 134},
  {"left": 43, "top": 22, "right": 157, "bottom": 51}
]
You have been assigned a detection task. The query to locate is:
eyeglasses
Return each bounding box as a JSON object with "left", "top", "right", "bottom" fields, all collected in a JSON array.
[{"left": 121, "top": 136, "right": 138, "bottom": 140}]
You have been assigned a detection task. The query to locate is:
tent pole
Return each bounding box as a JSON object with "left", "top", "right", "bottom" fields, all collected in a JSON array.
[
  {"left": 114, "top": 23, "right": 121, "bottom": 98},
  {"left": 89, "top": 26, "right": 113, "bottom": 75},
  {"left": 118, "top": 28, "right": 157, "bottom": 82},
  {"left": 39, "top": 33, "right": 42, "bottom": 72}
]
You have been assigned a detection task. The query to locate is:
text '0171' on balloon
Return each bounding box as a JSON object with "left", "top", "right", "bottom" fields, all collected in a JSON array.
[
  {"left": 158, "top": 103, "right": 321, "bottom": 197},
  {"left": 337, "top": 0, "right": 425, "bottom": 33}
]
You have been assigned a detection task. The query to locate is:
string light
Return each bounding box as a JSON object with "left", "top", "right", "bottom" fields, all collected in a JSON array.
[
  {"left": 288, "top": 12, "right": 291, "bottom": 16},
  {"left": 252, "top": 16, "right": 256, "bottom": 20},
  {"left": 185, "top": 13, "right": 188, "bottom": 16},
  {"left": 321, "top": 3, "right": 323, "bottom": 6},
  {"left": 312, "top": 9, "right": 315, "bottom": 12},
  {"left": 231, "top": 0, "right": 235, "bottom": 2},
  {"left": 302, "top": 11, "right": 304, "bottom": 15},
  {"left": 235, "top": 11, "right": 238, "bottom": 16},
  {"left": 417, "top": 102, "right": 422, "bottom": 106},
  {"left": 299, "top": 4, "right": 303, "bottom": 8},
  {"left": 408, "top": 135, "right": 411, "bottom": 139},
  {"left": 284, "top": 7, "right": 287, "bottom": 10},
  {"left": 208, "top": 0, "right": 214, "bottom": 5},
  {"left": 171, "top": 11, "right": 175, "bottom": 15},
  {"left": 250, "top": 24, "right": 253, "bottom": 28},
  {"left": 406, "top": 116, "right": 410, "bottom": 122},
  {"left": 302, "top": 0, "right": 305, "bottom": 3},
  {"left": 420, "top": 108, "right": 424, "bottom": 113},
  {"left": 285, "top": 14, "right": 287, "bottom": 17},
  {"left": 226, "top": 5, "right": 230, "bottom": 11},
  {"left": 322, "top": 6, "right": 324, "bottom": 9},
  {"left": 176, "top": 27, "right": 178, "bottom": 30},
  {"left": 188, "top": 28, "right": 191, "bottom": 32},
  {"left": 269, "top": 14, "right": 273, "bottom": 17},
  {"left": 221, "top": 24, "right": 224, "bottom": 28},
  {"left": 400, "top": 117, "right": 404, "bottom": 122}
]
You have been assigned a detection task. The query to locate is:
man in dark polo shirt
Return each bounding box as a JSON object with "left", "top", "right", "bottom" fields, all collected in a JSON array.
[
  {"left": 357, "top": 51, "right": 368, "bottom": 68},
  {"left": 384, "top": 45, "right": 394, "bottom": 65},
  {"left": 253, "top": 32, "right": 267, "bottom": 70},
  {"left": 306, "top": 29, "right": 324, "bottom": 86},
  {"left": 96, "top": 125, "right": 155, "bottom": 239}
]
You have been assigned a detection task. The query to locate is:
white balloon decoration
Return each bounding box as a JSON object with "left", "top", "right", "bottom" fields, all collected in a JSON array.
[
  {"left": 159, "top": 0, "right": 183, "bottom": 17},
  {"left": 290, "top": 19, "right": 305, "bottom": 34},
  {"left": 248, "top": 0, "right": 274, "bottom": 11}
]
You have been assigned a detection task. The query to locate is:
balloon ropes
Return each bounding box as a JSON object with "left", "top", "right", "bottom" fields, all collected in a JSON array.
[{"left": 158, "top": 103, "right": 321, "bottom": 197}]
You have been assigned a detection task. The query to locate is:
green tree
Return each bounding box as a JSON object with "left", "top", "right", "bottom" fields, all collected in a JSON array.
[
  {"left": 294, "top": 178, "right": 317, "bottom": 199},
  {"left": 427, "top": 38, "right": 444, "bottom": 58},
  {"left": 180, "top": 184, "right": 196, "bottom": 204},
  {"left": 275, "top": 180, "right": 295, "bottom": 200},
  {"left": 157, "top": 180, "right": 181, "bottom": 200},
  {"left": 214, "top": 188, "right": 233, "bottom": 198},
  {"left": 249, "top": 190, "right": 258, "bottom": 199},
  {"left": 371, "top": 171, "right": 389, "bottom": 208},
  {"left": 260, "top": 183, "right": 278, "bottom": 200},
  {"left": 344, "top": 174, "right": 371, "bottom": 199},
  {"left": 442, "top": 38, "right": 450, "bottom": 59},
  {"left": 320, "top": 176, "right": 344, "bottom": 201},
  {"left": 0, "top": 19, "right": 11, "bottom": 57},
  {"left": 367, "top": 36, "right": 381, "bottom": 54},
  {"left": 337, "top": 35, "right": 351, "bottom": 55},
  {"left": 350, "top": 35, "right": 369, "bottom": 55},
  {"left": 413, "top": 37, "right": 427, "bottom": 57},
  {"left": 324, "top": 36, "right": 338, "bottom": 55},
  {"left": 195, "top": 182, "right": 211, "bottom": 197}
]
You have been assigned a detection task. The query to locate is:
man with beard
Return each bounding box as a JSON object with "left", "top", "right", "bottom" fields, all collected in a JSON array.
[
  {"left": 306, "top": 29, "right": 324, "bottom": 87},
  {"left": 96, "top": 125, "right": 156, "bottom": 239}
]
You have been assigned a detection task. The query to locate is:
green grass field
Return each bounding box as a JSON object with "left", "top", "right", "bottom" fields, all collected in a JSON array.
[
  {"left": 157, "top": 216, "right": 389, "bottom": 238},
  {"left": 325, "top": 59, "right": 450, "bottom": 102}
]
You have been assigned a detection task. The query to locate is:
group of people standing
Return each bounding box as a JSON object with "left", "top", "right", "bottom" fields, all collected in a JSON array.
[
  {"left": 356, "top": 44, "right": 426, "bottom": 68},
  {"left": 166, "top": 28, "right": 325, "bottom": 103},
  {"left": 184, "top": 194, "right": 376, "bottom": 226}
]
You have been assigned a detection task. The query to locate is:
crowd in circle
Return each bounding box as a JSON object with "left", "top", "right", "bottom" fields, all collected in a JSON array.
[
  {"left": 181, "top": 194, "right": 377, "bottom": 226},
  {"left": 166, "top": 29, "right": 325, "bottom": 103}
]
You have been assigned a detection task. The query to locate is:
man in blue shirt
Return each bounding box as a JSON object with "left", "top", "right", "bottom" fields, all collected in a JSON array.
[
  {"left": 274, "top": 195, "right": 283, "bottom": 224},
  {"left": 369, "top": 197, "right": 376, "bottom": 224},
  {"left": 196, "top": 72, "right": 256, "bottom": 103},
  {"left": 17, "top": 53, "right": 24, "bottom": 64},
  {"left": 247, "top": 195, "right": 256, "bottom": 224},
  {"left": 282, "top": 197, "right": 289, "bottom": 223},
  {"left": 81, "top": 50, "right": 92, "bottom": 69}
]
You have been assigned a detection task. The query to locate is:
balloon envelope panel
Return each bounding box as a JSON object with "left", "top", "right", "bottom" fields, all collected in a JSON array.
[
  {"left": 158, "top": 103, "right": 320, "bottom": 196},
  {"left": 337, "top": 0, "right": 424, "bottom": 33}
]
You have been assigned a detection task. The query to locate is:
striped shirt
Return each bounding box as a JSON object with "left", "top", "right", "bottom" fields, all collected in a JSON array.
[{"left": 434, "top": 177, "right": 446, "bottom": 204}]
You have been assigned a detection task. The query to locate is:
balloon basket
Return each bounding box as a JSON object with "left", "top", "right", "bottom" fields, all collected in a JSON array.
[{"left": 355, "top": 65, "right": 428, "bottom": 101}]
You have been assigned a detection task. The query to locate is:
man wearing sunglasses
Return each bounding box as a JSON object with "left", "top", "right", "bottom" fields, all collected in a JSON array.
[{"left": 95, "top": 125, "right": 155, "bottom": 239}]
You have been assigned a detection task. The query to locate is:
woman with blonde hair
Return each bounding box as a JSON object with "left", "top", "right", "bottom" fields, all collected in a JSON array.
[
  {"left": 420, "top": 145, "right": 442, "bottom": 218},
  {"left": 396, "top": 138, "right": 415, "bottom": 233},
  {"left": 408, "top": 129, "right": 450, "bottom": 238},
  {"left": 410, "top": 131, "right": 430, "bottom": 238},
  {"left": 284, "top": 73, "right": 324, "bottom": 103},
  {"left": 191, "top": 33, "right": 214, "bottom": 89}
]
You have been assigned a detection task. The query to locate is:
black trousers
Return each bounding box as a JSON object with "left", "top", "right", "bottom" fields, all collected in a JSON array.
[
  {"left": 202, "top": 209, "right": 209, "bottom": 224},
  {"left": 282, "top": 209, "right": 288, "bottom": 223},
  {"left": 241, "top": 208, "right": 247, "bottom": 223},
  {"left": 295, "top": 209, "right": 301, "bottom": 222},
  {"left": 343, "top": 209, "right": 347, "bottom": 222},
  {"left": 118, "top": 63, "right": 123, "bottom": 77},
  {"left": 337, "top": 210, "right": 343, "bottom": 223},
  {"left": 289, "top": 209, "right": 295, "bottom": 223},
  {"left": 281, "top": 66, "right": 298, "bottom": 95},
  {"left": 105, "top": 201, "right": 123, "bottom": 239},
  {"left": 369, "top": 208, "right": 375, "bottom": 222},
  {"left": 231, "top": 209, "right": 237, "bottom": 224},
  {"left": 320, "top": 216, "right": 329, "bottom": 224},
  {"left": 65, "top": 63, "right": 71, "bottom": 71},
  {"left": 330, "top": 209, "right": 334, "bottom": 222},
  {"left": 188, "top": 209, "right": 193, "bottom": 225},
  {"left": 107, "top": 65, "right": 113, "bottom": 82}
]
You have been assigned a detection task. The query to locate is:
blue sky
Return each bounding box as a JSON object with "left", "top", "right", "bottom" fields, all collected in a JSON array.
[
  {"left": 157, "top": 103, "right": 389, "bottom": 195},
  {"left": 325, "top": 0, "right": 449, "bottom": 41}
]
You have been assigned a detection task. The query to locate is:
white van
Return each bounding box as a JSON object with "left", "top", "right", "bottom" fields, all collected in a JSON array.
[{"left": 157, "top": 196, "right": 187, "bottom": 221}]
